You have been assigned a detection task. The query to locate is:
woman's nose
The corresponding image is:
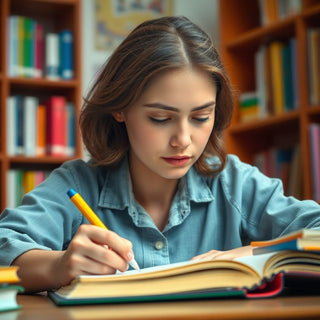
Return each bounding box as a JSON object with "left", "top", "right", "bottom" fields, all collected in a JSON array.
[{"left": 170, "top": 122, "right": 192, "bottom": 149}]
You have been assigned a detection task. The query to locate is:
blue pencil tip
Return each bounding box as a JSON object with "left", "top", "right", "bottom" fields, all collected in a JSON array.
[{"left": 67, "top": 188, "right": 77, "bottom": 198}]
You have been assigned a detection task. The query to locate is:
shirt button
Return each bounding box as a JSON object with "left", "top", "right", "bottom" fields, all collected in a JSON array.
[{"left": 154, "top": 241, "right": 164, "bottom": 250}]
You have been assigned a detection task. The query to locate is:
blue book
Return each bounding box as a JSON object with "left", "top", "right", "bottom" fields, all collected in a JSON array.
[
  {"left": 252, "top": 229, "right": 320, "bottom": 254},
  {"left": 15, "top": 95, "right": 24, "bottom": 155},
  {"left": 59, "top": 30, "right": 73, "bottom": 80}
]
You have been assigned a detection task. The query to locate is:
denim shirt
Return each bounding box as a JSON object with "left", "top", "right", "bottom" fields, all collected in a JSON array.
[{"left": 0, "top": 155, "right": 319, "bottom": 268}]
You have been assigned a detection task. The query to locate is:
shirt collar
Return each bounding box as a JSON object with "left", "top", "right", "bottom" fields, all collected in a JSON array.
[{"left": 98, "top": 156, "right": 215, "bottom": 212}]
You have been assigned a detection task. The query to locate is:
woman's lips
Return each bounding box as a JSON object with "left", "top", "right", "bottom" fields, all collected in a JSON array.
[{"left": 162, "top": 156, "right": 191, "bottom": 166}]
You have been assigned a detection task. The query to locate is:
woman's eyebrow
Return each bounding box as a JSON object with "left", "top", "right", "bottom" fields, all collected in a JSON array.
[{"left": 143, "top": 101, "right": 216, "bottom": 112}]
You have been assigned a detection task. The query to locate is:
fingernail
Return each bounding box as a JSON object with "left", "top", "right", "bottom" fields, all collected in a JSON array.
[{"left": 127, "top": 252, "right": 133, "bottom": 261}]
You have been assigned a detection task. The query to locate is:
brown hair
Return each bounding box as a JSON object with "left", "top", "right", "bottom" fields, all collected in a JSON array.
[{"left": 80, "top": 16, "right": 234, "bottom": 175}]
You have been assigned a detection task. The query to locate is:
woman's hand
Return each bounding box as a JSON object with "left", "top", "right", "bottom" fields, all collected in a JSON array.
[
  {"left": 56, "top": 224, "right": 134, "bottom": 287},
  {"left": 13, "top": 224, "right": 135, "bottom": 292},
  {"left": 191, "top": 245, "right": 254, "bottom": 261}
]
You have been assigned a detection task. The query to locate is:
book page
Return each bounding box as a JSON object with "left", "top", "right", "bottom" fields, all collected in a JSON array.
[
  {"left": 78, "top": 259, "right": 207, "bottom": 280},
  {"left": 235, "top": 252, "right": 278, "bottom": 276}
]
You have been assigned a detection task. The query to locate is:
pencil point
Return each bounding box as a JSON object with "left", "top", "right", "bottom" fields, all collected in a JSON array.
[{"left": 129, "top": 258, "right": 140, "bottom": 271}]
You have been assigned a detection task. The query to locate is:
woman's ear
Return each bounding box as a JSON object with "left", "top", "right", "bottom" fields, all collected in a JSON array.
[{"left": 113, "top": 111, "right": 125, "bottom": 122}]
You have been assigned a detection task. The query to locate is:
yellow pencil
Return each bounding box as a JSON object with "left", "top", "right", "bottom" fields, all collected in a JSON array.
[{"left": 67, "top": 188, "right": 140, "bottom": 271}]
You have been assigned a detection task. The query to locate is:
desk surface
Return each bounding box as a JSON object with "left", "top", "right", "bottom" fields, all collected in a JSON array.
[{"left": 10, "top": 293, "right": 320, "bottom": 320}]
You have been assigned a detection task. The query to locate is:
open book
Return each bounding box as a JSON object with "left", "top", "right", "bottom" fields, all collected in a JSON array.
[{"left": 48, "top": 248, "right": 320, "bottom": 305}]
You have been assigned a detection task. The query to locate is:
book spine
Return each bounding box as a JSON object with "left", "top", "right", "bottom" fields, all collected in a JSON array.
[
  {"left": 46, "top": 33, "right": 60, "bottom": 80},
  {"left": 23, "top": 96, "right": 38, "bottom": 156},
  {"left": 6, "top": 96, "right": 17, "bottom": 156},
  {"left": 281, "top": 41, "right": 294, "bottom": 111},
  {"left": 16, "top": 96, "right": 24, "bottom": 155},
  {"left": 17, "top": 16, "right": 25, "bottom": 77},
  {"left": 309, "top": 123, "right": 320, "bottom": 201},
  {"left": 66, "top": 102, "right": 75, "bottom": 156},
  {"left": 270, "top": 41, "right": 285, "bottom": 115},
  {"left": 7, "top": 170, "right": 17, "bottom": 208},
  {"left": 7, "top": 169, "right": 50, "bottom": 207},
  {"left": 23, "top": 17, "right": 35, "bottom": 77},
  {"left": 36, "top": 104, "right": 46, "bottom": 156},
  {"left": 8, "top": 16, "right": 19, "bottom": 77},
  {"left": 23, "top": 171, "right": 36, "bottom": 194},
  {"left": 59, "top": 30, "right": 74, "bottom": 80},
  {"left": 34, "top": 22, "right": 43, "bottom": 78},
  {"left": 46, "top": 96, "right": 67, "bottom": 156}
]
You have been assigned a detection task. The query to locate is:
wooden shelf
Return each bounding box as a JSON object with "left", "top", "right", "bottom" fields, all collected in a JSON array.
[
  {"left": 0, "top": 0, "right": 82, "bottom": 211},
  {"left": 220, "top": 0, "right": 320, "bottom": 201}
]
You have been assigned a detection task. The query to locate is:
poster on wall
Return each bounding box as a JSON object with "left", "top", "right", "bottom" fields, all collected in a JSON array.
[{"left": 94, "top": 0, "right": 174, "bottom": 52}]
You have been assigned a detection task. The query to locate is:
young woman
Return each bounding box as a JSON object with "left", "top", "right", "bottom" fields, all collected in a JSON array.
[{"left": 0, "top": 16, "right": 319, "bottom": 292}]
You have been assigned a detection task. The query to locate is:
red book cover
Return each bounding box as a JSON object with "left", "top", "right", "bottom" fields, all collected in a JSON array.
[
  {"left": 34, "top": 22, "right": 43, "bottom": 78},
  {"left": 46, "top": 96, "right": 67, "bottom": 156}
]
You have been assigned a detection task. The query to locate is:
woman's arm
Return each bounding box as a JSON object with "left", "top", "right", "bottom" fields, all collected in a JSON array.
[{"left": 13, "top": 225, "right": 135, "bottom": 292}]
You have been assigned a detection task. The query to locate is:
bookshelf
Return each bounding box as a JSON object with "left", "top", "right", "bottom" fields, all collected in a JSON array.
[
  {"left": 219, "top": 0, "right": 320, "bottom": 202},
  {"left": 0, "top": 0, "right": 82, "bottom": 211}
]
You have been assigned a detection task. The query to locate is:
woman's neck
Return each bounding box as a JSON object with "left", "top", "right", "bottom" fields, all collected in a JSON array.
[{"left": 129, "top": 157, "right": 179, "bottom": 231}]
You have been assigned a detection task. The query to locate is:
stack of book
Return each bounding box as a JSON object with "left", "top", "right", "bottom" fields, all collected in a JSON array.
[
  {"left": 6, "top": 95, "right": 75, "bottom": 158},
  {"left": 0, "top": 267, "right": 23, "bottom": 313},
  {"left": 7, "top": 15, "right": 73, "bottom": 80}
]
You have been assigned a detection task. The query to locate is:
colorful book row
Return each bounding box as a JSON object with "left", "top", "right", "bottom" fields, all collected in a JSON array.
[
  {"left": 7, "top": 15, "right": 73, "bottom": 80},
  {"left": 307, "top": 27, "right": 320, "bottom": 106},
  {"left": 253, "top": 145, "right": 303, "bottom": 199},
  {"left": 7, "top": 95, "right": 75, "bottom": 157},
  {"left": 258, "top": 0, "right": 302, "bottom": 25},
  {"left": 6, "top": 169, "right": 50, "bottom": 208},
  {"left": 253, "top": 38, "right": 298, "bottom": 121},
  {"left": 309, "top": 123, "right": 320, "bottom": 202}
]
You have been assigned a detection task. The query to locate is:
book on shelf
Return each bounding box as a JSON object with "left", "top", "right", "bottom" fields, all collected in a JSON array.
[
  {"left": 258, "top": 0, "right": 302, "bottom": 25},
  {"left": 7, "top": 16, "right": 19, "bottom": 76},
  {"left": 270, "top": 41, "right": 285, "bottom": 114},
  {"left": 252, "top": 229, "right": 320, "bottom": 254},
  {"left": 46, "top": 33, "right": 59, "bottom": 80},
  {"left": 254, "top": 39, "right": 298, "bottom": 118},
  {"left": 309, "top": 123, "right": 320, "bottom": 201},
  {"left": 66, "top": 102, "right": 76, "bottom": 156},
  {"left": 239, "top": 92, "right": 260, "bottom": 122},
  {"left": 7, "top": 169, "right": 49, "bottom": 208},
  {"left": 6, "top": 95, "right": 75, "bottom": 157},
  {"left": 49, "top": 229, "right": 320, "bottom": 305},
  {"left": 37, "top": 104, "right": 46, "bottom": 156},
  {"left": 59, "top": 30, "right": 74, "bottom": 80},
  {"left": 307, "top": 27, "right": 320, "bottom": 106},
  {"left": 34, "top": 22, "right": 43, "bottom": 78},
  {"left": 46, "top": 95, "right": 67, "bottom": 156},
  {"left": 7, "top": 15, "right": 73, "bottom": 80},
  {"left": 23, "top": 17, "right": 35, "bottom": 77},
  {"left": 0, "top": 266, "right": 23, "bottom": 313},
  {"left": 253, "top": 145, "right": 302, "bottom": 198},
  {"left": 23, "top": 96, "right": 39, "bottom": 156}
]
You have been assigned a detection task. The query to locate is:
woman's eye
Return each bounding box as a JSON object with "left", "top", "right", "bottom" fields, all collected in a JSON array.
[
  {"left": 193, "top": 116, "right": 209, "bottom": 122},
  {"left": 149, "top": 117, "right": 169, "bottom": 123}
]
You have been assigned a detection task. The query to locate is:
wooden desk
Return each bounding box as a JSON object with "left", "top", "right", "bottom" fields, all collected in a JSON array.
[{"left": 10, "top": 293, "right": 320, "bottom": 320}]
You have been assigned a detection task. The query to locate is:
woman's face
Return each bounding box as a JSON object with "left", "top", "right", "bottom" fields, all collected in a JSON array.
[{"left": 114, "top": 67, "right": 217, "bottom": 181}]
